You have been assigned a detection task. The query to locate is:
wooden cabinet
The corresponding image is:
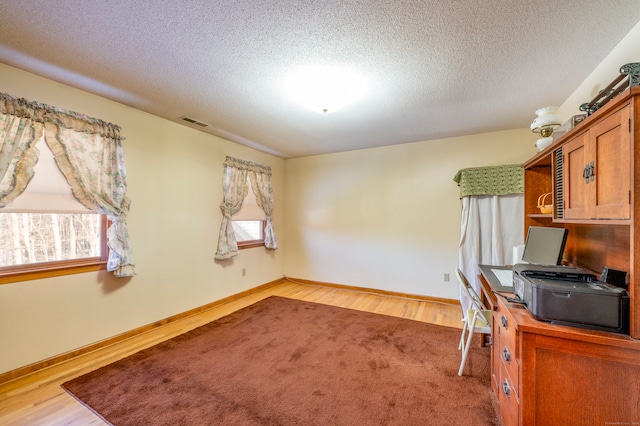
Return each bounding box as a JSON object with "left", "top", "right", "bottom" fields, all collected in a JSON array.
[
  {"left": 561, "top": 105, "right": 631, "bottom": 220},
  {"left": 523, "top": 86, "right": 640, "bottom": 338},
  {"left": 487, "top": 85, "right": 640, "bottom": 425}
]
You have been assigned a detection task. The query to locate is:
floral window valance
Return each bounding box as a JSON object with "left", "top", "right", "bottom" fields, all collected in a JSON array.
[
  {"left": 453, "top": 164, "right": 524, "bottom": 198},
  {"left": 0, "top": 92, "right": 135, "bottom": 277},
  {"left": 1, "top": 93, "right": 122, "bottom": 138}
]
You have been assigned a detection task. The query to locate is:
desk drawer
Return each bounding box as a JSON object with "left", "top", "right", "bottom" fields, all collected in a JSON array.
[
  {"left": 495, "top": 303, "right": 519, "bottom": 388},
  {"left": 491, "top": 314, "right": 501, "bottom": 395},
  {"left": 498, "top": 360, "right": 519, "bottom": 426}
]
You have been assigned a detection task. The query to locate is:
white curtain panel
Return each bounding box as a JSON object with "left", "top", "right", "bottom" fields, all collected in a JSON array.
[
  {"left": 0, "top": 112, "right": 42, "bottom": 207},
  {"left": 458, "top": 194, "right": 523, "bottom": 313},
  {"left": 44, "top": 125, "right": 134, "bottom": 277},
  {"left": 248, "top": 168, "right": 277, "bottom": 250}
]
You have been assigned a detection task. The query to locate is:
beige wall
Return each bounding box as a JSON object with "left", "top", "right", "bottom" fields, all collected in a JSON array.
[
  {"left": 0, "top": 63, "right": 285, "bottom": 374},
  {"left": 558, "top": 20, "right": 640, "bottom": 120},
  {"left": 283, "top": 130, "right": 536, "bottom": 299}
]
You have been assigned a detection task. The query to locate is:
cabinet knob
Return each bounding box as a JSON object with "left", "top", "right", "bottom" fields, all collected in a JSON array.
[
  {"left": 501, "top": 315, "right": 508, "bottom": 329},
  {"left": 503, "top": 379, "right": 511, "bottom": 398},
  {"left": 503, "top": 347, "right": 511, "bottom": 363}
]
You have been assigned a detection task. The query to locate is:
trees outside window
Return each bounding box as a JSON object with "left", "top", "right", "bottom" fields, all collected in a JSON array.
[{"left": 0, "top": 213, "right": 104, "bottom": 267}]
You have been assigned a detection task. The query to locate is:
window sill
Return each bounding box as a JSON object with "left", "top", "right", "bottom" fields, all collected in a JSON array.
[
  {"left": 0, "top": 259, "right": 107, "bottom": 285},
  {"left": 238, "top": 241, "right": 265, "bottom": 250}
]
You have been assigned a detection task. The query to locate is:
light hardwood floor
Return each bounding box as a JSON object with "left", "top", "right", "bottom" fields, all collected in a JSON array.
[{"left": 0, "top": 281, "right": 463, "bottom": 426}]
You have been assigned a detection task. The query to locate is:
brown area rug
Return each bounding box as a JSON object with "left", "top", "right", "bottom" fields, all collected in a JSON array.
[{"left": 62, "top": 296, "right": 498, "bottom": 425}]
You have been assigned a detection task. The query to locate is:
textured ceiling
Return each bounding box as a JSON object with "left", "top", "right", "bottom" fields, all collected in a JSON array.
[{"left": 1, "top": 1, "right": 639, "bottom": 158}]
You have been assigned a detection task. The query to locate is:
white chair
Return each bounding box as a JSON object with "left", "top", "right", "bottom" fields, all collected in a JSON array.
[{"left": 456, "top": 269, "right": 492, "bottom": 376}]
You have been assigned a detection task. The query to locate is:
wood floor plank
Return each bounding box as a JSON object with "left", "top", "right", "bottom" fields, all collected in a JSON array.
[{"left": 0, "top": 281, "right": 462, "bottom": 425}]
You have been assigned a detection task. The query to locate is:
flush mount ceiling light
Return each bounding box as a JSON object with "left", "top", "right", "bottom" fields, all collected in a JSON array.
[{"left": 284, "top": 65, "right": 367, "bottom": 114}]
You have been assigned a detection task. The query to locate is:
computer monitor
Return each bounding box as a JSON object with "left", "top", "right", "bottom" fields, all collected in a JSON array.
[{"left": 521, "top": 226, "right": 568, "bottom": 265}]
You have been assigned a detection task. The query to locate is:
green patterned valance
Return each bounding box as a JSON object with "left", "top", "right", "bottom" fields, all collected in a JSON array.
[{"left": 453, "top": 164, "right": 524, "bottom": 198}]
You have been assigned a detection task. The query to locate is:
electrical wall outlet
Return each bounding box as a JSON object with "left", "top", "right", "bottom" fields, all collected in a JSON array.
[
  {"left": 242, "top": 268, "right": 246, "bottom": 276},
  {"left": 444, "top": 273, "right": 450, "bottom": 282}
]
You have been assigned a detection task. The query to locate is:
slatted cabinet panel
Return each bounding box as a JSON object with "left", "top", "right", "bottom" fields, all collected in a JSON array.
[{"left": 562, "top": 130, "right": 590, "bottom": 219}]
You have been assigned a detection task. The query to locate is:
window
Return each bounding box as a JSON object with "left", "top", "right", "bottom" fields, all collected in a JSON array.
[
  {"left": 0, "top": 213, "right": 108, "bottom": 283},
  {"left": 229, "top": 174, "right": 267, "bottom": 250},
  {"left": 0, "top": 213, "right": 103, "bottom": 265},
  {"left": 214, "top": 156, "right": 276, "bottom": 260},
  {"left": 0, "top": 138, "right": 107, "bottom": 284},
  {"left": 232, "top": 220, "right": 266, "bottom": 249},
  {"left": 1, "top": 91, "right": 134, "bottom": 278}
]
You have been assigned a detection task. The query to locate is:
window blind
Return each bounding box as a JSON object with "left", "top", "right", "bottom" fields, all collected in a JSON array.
[{"left": 2, "top": 137, "right": 91, "bottom": 213}]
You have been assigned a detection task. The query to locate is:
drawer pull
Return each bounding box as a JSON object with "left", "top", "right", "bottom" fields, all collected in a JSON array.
[
  {"left": 501, "top": 315, "right": 508, "bottom": 329},
  {"left": 503, "top": 379, "right": 511, "bottom": 398},
  {"left": 503, "top": 347, "right": 511, "bottom": 363}
]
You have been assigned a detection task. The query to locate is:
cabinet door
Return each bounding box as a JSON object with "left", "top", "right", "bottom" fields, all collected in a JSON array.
[
  {"left": 589, "top": 105, "right": 631, "bottom": 219},
  {"left": 562, "top": 131, "right": 589, "bottom": 219}
]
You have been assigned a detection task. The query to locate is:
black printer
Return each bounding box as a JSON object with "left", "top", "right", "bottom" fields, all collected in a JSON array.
[{"left": 513, "top": 263, "right": 629, "bottom": 334}]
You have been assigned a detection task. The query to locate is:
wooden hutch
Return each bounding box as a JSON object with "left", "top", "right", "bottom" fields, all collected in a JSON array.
[{"left": 482, "top": 84, "right": 640, "bottom": 425}]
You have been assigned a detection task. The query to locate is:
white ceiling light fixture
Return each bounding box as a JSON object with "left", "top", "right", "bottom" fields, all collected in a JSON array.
[
  {"left": 530, "top": 106, "right": 562, "bottom": 151},
  {"left": 284, "top": 65, "right": 367, "bottom": 114}
]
